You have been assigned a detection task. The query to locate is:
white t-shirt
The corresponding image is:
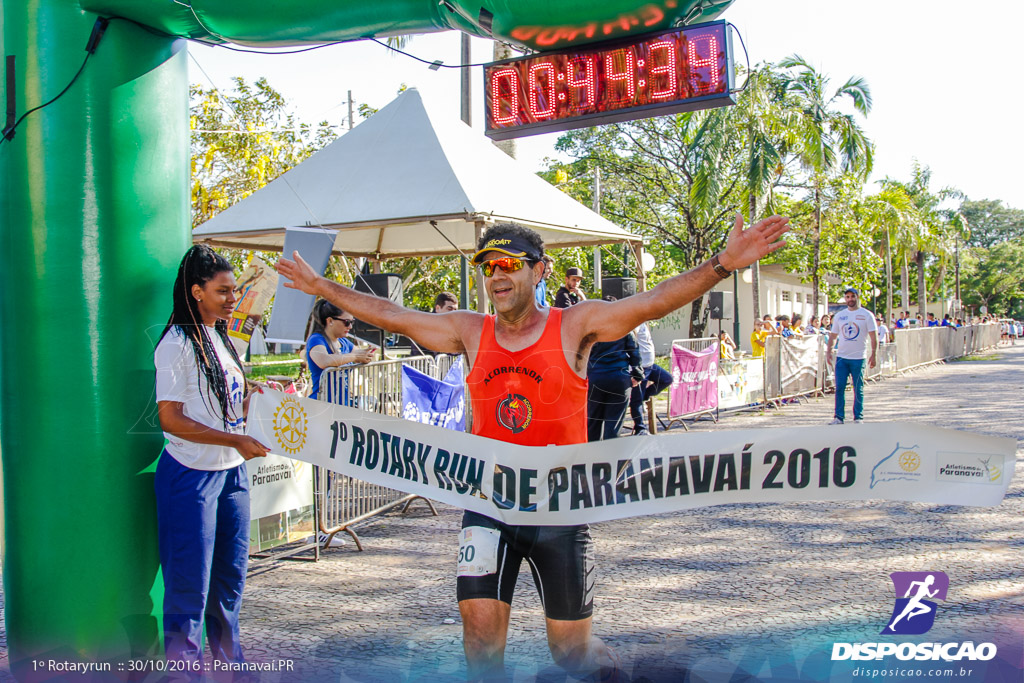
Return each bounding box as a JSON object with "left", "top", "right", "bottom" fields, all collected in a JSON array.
[
  {"left": 155, "top": 326, "right": 246, "bottom": 471},
  {"left": 831, "top": 306, "right": 878, "bottom": 360},
  {"left": 634, "top": 323, "right": 656, "bottom": 367}
]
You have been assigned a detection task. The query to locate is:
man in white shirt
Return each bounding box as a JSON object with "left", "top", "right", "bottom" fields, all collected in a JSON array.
[
  {"left": 875, "top": 314, "right": 890, "bottom": 344},
  {"left": 826, "top": 287, "right": 878, "bottom": 424}
]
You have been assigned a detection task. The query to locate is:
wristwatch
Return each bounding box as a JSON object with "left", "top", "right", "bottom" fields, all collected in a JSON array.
[{"left": 711, "top": 253, "right": 732, "bottom": 279}]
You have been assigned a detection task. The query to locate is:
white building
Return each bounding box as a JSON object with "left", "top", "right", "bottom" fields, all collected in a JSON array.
[{"left": 648, "top": 264, "right": 838, "bottom": 355}]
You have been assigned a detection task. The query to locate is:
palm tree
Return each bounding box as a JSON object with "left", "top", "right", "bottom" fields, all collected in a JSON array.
[
  {"left": 883, "top": 164, "right": 958, "bottom": 317},
  {"left": 737, "top": 64, "right": 797, "bottom": 319},
  {"left": 779, "top": 55, "right": 874, "bottom": 313},
  {"left": 859, "top": 184, "right": 920, "bottom": 320}
]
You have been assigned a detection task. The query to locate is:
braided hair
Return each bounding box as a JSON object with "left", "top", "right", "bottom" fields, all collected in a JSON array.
[{"left": 157, "top": 245, "right": 245, "bottom": 429}]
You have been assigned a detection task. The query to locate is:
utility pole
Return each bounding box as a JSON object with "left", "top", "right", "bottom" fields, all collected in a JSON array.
[
  {"left": 459, "top": 33, "right": 471, "bottom": 309},
  {"left": 733, "top": 271, "right": 741, "bottom": 344},
  {"left": 954, "top": 233, "right": 961, "bottom": 319},
  {"left": 592, "top": 167, "right": 602, "bottom": 294},
  {"left": 347, "top": 90, "right": 354, "bottom": 130}
]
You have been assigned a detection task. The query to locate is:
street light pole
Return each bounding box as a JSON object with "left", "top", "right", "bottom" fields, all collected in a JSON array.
[
  {"left": 954, "top": 233, "right": 961, "bottom": 319},
  {"left": 459, "top": 33, "right": 471, "bottom": 309},
  {"left": 732, "top": 270, "right": 741, "bottom": 343}
]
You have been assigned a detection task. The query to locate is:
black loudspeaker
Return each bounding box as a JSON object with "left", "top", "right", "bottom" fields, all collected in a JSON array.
[
  {"left": 601, "top": 277, "right": 637, "bottom": 301},
  {"left": 708, "top": 291, "right": 734, "bottom": 319},
  {"left": 352, "top": 274, "right": 403, "bottom": 337}
]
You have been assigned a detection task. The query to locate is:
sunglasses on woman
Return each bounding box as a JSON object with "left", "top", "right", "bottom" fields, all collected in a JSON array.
[
  {"left": 331, "top": 317, "right": 355, "bottom": 327},
  {"left": 478, "top": 257, "right": 536, "bottom": 277}
]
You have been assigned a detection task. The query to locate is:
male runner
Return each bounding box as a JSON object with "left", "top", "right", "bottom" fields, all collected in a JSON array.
[{"left": 277, "top": 213, "right": 789, "bottom": 680}]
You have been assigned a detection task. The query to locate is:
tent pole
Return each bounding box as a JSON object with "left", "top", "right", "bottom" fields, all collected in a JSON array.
[
  {"left": 630, "top": 242, "right": 646, "bottom": 292},
  {"left": 460, "top": 257, "right": 470, "bottom": 310},
  {"left": 475, "top": 220, "right": 488, "bottom": 312}
]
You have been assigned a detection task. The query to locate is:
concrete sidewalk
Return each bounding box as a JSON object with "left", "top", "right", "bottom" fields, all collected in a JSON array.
[{"left": 2, "top": 346, "right": 1022, "bottom": 682}]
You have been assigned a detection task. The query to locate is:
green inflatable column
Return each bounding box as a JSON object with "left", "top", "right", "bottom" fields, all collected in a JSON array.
[{"left": 1, "top": 2, "right": 189, "bottom": 675}]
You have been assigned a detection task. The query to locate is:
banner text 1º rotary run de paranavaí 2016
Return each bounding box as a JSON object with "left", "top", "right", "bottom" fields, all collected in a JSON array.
[{"left": 248, "top": 390, "right": 1014, "bottom": 526}]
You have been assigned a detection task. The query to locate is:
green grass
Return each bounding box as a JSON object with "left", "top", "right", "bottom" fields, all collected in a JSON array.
[
  {"left": 246, "top": 353, "right": 303, "bottom": 379},
  {"left": 250, "top": 353, "right": 301, "bottom": 364},
  {"left": 952, "top": 354, "right": 1000, "bottom": 362}
]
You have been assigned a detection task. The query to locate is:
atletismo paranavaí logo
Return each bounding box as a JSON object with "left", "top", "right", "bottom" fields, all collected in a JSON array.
[{"left": 832, "top": 572, "right": 997, "bottom": 663}]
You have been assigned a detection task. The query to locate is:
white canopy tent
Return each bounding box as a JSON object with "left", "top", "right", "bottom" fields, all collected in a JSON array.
[{"left": 192, "top": 88, "right": 643, "bottom": 262}]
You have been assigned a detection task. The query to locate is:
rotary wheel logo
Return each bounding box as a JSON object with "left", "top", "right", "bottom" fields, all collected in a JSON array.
[
  {"left": 497, "top": 393, "right": 532, "bottom": 434},
  {"left": 898, "top": 451, "right": 920, "bottom": 472},
  {"left": 273, "top": 397, "right": 308, "bottom": 455}
]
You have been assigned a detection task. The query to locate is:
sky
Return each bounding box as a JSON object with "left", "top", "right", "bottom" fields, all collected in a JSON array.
[{"left": 188, "top": 0, "right": 1024, "bottom": 209}]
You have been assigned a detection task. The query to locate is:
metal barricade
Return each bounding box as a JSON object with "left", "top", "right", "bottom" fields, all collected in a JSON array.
[
  {"left": 893, "top": 324, "right": 1000, "bottom": 373},
  {"left": 314, "top": 356, "right": 442, "bottom": 550},
  {"left": 662, "top": 337, "right": 720, "bottom": 430},
  {"left": 763, "top": 336, "right": 782, "bottom": 402},
  {"left": 866, "top": 343, "right": 898, "bottom": 380}
]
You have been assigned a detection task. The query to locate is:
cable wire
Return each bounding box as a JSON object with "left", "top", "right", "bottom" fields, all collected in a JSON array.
[
  {"left": 727, "top": 22, "right": 752, "bottom": 93},
  {"left": 1, "top": 51, "right": 91, "bottom": 145}
]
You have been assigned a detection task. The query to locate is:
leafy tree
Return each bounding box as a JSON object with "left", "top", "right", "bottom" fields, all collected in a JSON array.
[
  {"left": 959, "top": 199, "right": 1024, "bottom": 248},
  {"left": 960, "top": 238, "right": 1024, "bottom": 318},
  {"left": 769, "top": 174, "right": 882, "bottom": 306},
  {"left": 552, "top": 105, "right": 747, "bottom": 336},
  {"left": 190, "top": 77, "right": 336, "bottom": 230},
  {"left": 882, "top": 163, "right": 959, "bottom": 316},
  {"left": 779, "top": 55, "right": 874, "bottom": 312},
  {"left": 190, "top": 77, "right": 338, "bottom": 333},
  {"left": 736, "top": 63, "right": 799, "bottom": 318},
  {"left": 856, "top": 183, "right": 920, "bottom": 318}
]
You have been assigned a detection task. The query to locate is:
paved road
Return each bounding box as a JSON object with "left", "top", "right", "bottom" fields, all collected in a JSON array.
[{"left": 2, "top": 346, "right": 1022, "bottom": 682}]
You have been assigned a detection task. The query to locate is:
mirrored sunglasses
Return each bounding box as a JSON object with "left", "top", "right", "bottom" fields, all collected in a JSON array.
[{"left": 479, "top": 257, "right": 532, "bottom": 277}]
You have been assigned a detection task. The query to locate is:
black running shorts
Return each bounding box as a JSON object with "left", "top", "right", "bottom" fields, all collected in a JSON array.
[{"left": 456, "top": 510, "right": 595, "bottom": 621}]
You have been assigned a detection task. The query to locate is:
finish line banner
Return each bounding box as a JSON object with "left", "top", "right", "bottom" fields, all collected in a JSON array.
[{"left": 248, "top": 390, "right": 1014, "bottom": 526}]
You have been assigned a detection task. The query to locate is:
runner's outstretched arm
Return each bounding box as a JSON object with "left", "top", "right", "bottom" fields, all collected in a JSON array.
[
  {"left": 276, "top": 252, "right": 473, "bottom": 355},
  {"left": 569, "top": 214, "right": 790, "bottom": 342}
]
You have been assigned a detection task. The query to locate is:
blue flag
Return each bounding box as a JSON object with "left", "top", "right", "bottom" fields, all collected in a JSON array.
[{"left": 401, "top": 357, "right": 466, "bottom": 431}]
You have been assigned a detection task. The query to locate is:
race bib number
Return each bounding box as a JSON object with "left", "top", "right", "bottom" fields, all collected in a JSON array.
[{"left": 457, "top": 526, "right": 500, "bottom": 577}]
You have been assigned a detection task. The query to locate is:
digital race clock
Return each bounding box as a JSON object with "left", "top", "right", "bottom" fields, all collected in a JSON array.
[{"left": 484, "top": 21, "right": 735, "bottom": 140}]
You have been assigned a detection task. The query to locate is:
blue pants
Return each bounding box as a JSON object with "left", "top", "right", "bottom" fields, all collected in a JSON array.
[
  {"left": 630, "top": 364, "right": 674, "bottom": 428},
  {"left": 834, "top": 357, "right": 865, "bottom": 421},
  {"left": 155, "top": 451, "right": 250, "bottom": 667},
  {"left": 587, "top": 370, "right": 632, "bottom": 441}
]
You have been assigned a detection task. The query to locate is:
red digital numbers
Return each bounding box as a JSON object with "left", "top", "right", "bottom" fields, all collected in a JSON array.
[
  {"left": 527, "top": 62, "right": 556, "bottom": 118},
  {"left": 687, "top": 33, "right": 721, "bottom": 95},
  {"left": 566, "top": 56, "right": 597, "bottom": 112},
  {"left": 489, "top": 67, "right": 519, "bottom": 126},
  {"left": 604, "top": 48, "right": 637, "bottom": 107},
  {"left": 647, "top": 40, "right": 676, "bottom": 101},
  {"left": 485, "top": 21, "right": 733, "bottom": 140}
]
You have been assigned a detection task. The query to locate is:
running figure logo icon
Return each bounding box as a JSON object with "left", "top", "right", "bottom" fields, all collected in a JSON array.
[
  {"left": 882, "top": 571, "right": 949, "bottom": 635},
  {"left": 497, "top": 393, "right": 532, "bottom": 434}
]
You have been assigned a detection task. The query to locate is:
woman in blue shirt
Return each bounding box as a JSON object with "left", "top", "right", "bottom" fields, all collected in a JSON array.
[{"left": 306, "top": 299, "right": 374, "bottom": 400}]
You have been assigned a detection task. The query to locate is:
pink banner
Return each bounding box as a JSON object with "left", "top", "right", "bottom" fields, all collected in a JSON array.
[{"left": 669, "top": 343, "right": 719, "bottom": 417}]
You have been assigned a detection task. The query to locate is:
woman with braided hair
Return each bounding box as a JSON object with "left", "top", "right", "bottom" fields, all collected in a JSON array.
[{"left": 153, "top": 244, "right": 269, "bottom": 671}]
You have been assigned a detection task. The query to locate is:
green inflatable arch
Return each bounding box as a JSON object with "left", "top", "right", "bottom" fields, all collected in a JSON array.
[{"left": 0, "top": 0, "right": 732, "bottom": 675}]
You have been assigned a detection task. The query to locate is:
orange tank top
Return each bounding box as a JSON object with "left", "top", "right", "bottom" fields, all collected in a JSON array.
[{"left": 466, "top": 307, "right": 588, "bottom": 446}]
